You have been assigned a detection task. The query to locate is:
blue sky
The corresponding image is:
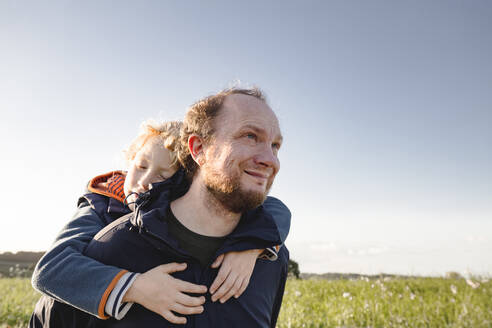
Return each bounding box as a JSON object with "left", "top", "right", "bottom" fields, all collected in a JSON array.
[{"left": 1, "top": 0, "right": 491, "bottom": 276}]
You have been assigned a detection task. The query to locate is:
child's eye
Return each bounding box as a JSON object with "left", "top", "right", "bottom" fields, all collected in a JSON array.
[
  {"left": 272, "top": 142, "right": 281, "bottom": 150},
  {"left": 137, "top": 165, "right": 147, "bottom": 170}
]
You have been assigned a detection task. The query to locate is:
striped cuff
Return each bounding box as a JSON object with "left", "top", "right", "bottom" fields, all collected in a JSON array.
[
  {"left": 97, "top": 270, "right": 128, "bottom": 319},
  {"left": 105, "top": 272, "right": 139, "bottom": 320},
  {"left": 259, "top": 244, "right": 281, "bottom": 261}
]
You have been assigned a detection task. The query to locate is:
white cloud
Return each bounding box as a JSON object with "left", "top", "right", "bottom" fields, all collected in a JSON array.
[
  {"left": 287, "top": 239, "right": 492, "bottom": 276},
  {"left": 308, "top": 242, "right": 338, "bottom": 251},
  {"left": 347, "top": 246, "right": 389, "bottom": 256},
  {"left": 466, "top": 235, "right": 488, "bottom": 244}
]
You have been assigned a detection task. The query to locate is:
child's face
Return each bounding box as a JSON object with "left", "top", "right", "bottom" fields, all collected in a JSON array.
[{"left": 124, "top": 136, "right": 178, "bottom": 209}]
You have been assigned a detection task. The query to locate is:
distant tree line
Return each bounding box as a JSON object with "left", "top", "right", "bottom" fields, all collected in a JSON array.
[
  {"left": 1, "top": 252, "right": 304, "bottom": 280},
  {"left": 0, "top": 251, "right": 45, "bottom": 263},
  {"left": 288, "top": 259, "right": 300, "bottom": 279}
]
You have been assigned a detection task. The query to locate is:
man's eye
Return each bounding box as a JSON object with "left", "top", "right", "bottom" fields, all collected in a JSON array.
[
  {"left": 137, "top": 165, "right": 147, "bottom": 170},
  {"left": 272, "top": 143, "right": 281, "bottom": 150},
  {"left": 246, "top": 133, "right": 257, "bottom": 140}
]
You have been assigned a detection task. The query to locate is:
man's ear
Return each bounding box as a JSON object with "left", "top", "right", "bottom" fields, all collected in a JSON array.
[{"left": 188, "top": 135, "right": 205, "bottom": 166}]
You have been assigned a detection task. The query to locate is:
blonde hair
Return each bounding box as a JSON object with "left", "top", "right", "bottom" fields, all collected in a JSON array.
[{"left": 125, "top": 120, "right": 182, "bottom": 168}]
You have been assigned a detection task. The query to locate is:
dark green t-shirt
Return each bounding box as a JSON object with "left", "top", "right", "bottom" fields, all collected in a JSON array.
[{"left": 166, "top": 207, "right": 225, "bottom": 267}]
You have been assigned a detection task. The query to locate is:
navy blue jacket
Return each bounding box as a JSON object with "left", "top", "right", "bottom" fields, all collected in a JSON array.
[
  {"left": 83, "top": 170, "right": 289, "bottom": 327},
  {"left": 31, "top": 170, "right": 289, "bottom": 327}
]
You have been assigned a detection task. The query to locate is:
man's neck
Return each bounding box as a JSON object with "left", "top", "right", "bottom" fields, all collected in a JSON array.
[{"left": 170, "top": 176, "right": 241, "bottom": 237}]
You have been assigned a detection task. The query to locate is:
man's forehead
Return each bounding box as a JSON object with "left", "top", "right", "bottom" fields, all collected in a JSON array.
[
  {"left": 222, "top": 93, "right": 265, "bottom": 110},
  {"left": 220, "top": 94, "right": 281, "bottom": 134}
]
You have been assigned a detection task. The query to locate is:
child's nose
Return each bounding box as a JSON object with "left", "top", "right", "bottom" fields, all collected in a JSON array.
[{"left": 138, "top": 177, "right": 152, "bottom": 191}]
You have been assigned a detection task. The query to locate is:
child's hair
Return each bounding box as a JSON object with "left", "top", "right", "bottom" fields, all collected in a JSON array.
[{"left": 124, "top": 119, "right": 182, "bottom": 168}]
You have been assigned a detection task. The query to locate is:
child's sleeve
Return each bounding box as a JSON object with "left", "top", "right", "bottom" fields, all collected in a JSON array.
[
  {"left": 31, "top": 198, "right": 135, "bottom": 319},
  {"left": 259, "top": 196, "right": 291, "bottom": 261}
]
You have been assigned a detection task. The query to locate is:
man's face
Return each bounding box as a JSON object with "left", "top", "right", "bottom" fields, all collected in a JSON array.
[{"left": 200, "top": 94, "right": 282, "bottom": 213}]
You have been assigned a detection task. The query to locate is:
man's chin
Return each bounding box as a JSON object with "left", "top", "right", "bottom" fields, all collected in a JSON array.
[
  {"left": 204, "top": 170, "right": 271, "bottom": 213},
  {"left": 234, "top": 189, "right": 267, "bottom": 212},
  {"left": 239, "top": 184, "right": 269, "bottom": 205},
  {"left": 207, "top": 186, "right": 267, "bottom": 214}
]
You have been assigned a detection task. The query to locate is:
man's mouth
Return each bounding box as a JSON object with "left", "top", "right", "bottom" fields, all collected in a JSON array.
[{"left": 244, "top": 170, "right": 269, "bottom": 181}]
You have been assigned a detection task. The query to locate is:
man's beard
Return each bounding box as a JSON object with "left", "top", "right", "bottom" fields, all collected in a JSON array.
[{"left": 203, "top": 164, "right": 271, "bottom": 214}]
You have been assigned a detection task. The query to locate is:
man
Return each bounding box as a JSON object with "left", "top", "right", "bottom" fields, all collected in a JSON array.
[{"left": 82, "top": 87, "right": 288, "bottom": 327}]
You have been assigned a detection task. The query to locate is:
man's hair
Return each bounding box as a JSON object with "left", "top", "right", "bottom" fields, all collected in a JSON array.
[
  {"left": 125, "top": 119, "right": 182, "bottom": 168},
  {"left": 177, "top": 87, "right": 266, "bottom": 177}
]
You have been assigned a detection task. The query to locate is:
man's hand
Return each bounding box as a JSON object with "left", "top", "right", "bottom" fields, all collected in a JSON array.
[
  {"left": 209, "top": 249, "right": 263, "bottom": 303},
  {"left": 123, "top": 263, "right": 207, "bottom": 325}
]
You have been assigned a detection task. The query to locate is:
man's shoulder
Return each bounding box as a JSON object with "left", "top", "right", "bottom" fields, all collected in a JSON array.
[
  {"left": 90, "top": 212, "right": 135, "bottom": 241},
  {"left": 83, "top": 210, "right": 185, "bottom": 275},
  {"left": 250, "top": 245, "right": 289, "bottom": 281},
  {"left": 277, "top": 244, "right": 289, "bottom": 263},
  {"left": 263, "top": 245, "right": 289, "bottom": 272},
  {"left": 83, "top": 212, "right": 151, "bottom": 271}
]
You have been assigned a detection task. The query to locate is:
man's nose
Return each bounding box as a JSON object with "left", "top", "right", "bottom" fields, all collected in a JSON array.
[{"left": 255, "top": 144, "right": 280, "bottom": 172}]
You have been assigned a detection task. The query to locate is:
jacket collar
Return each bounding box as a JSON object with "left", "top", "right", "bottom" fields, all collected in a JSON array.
[{"left": 132, "top": 168, "right": 282, "bottom": 255}]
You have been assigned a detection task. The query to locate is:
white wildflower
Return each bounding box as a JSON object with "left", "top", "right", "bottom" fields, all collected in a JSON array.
[
  {"left": 466, "top": 279, "right": 480, "bottom": 289},
  {"left": 462, "top": 304, "right": 468, "bottom": 315},
  {"left": 343, "top": 292, "right": 351, "bottom": 298},
  {"left": 294, "top": 290, "right": 302, "bottom": 297},
  {"left": 450, "top": 284, "right": 457, "bottom": 295},
  {"left": 410, "top": 293, "right": 416, "bottom": 300}
]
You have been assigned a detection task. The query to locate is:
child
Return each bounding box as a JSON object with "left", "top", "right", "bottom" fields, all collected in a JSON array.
[{"left": 31, "top": 119, "right": 290, "bottom": 324}]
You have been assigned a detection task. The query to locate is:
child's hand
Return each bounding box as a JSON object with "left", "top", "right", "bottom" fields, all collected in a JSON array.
[
  {"left": 209, "top": 249, "right": 263, "bottom": 303},
  {"left": 123, "top": 263, "right": 207, "bottom": 325}
]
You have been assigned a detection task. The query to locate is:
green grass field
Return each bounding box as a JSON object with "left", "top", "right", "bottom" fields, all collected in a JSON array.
[
  {"left": 1, "top": 277, "right": 491, "bottom": 327},
  {"left": 0, "top": 278, "right": 40, "bottom": 328}
]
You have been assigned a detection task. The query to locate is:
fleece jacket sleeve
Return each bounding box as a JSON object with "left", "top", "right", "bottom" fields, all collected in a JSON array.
[
  {"left": 31, "top": 199, "right": 128, "bottom": 319},
  {"left": 261, "top": 196, "right": 291, "bottom": 261}
]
